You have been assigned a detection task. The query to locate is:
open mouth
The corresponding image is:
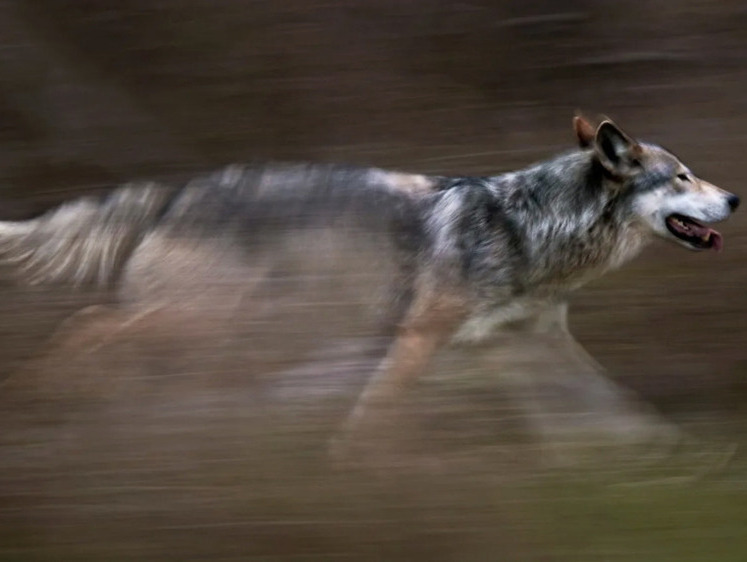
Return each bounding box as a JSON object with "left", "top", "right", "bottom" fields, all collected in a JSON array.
[{"left": 665, "top": 214, "right": 723, "bottom": 251}]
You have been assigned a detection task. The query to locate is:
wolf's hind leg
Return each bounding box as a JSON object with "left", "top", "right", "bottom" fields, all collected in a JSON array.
[{"left": 0, "top": 304, "right": 168, "bottom": 400}]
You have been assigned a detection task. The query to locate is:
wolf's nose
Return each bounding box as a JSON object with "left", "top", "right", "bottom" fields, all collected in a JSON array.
[{"left": 728, "top": 194, "right": 740, "bottom": 211}]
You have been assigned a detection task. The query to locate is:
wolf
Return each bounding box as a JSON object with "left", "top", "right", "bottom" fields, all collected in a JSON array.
[{"left": 0, "top": 115, "right": 738, "bottom": 461}]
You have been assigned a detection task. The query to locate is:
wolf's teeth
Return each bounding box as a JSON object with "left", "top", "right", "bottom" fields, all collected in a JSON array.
[{"left": 703, "top": 233, "right": 711, "bottom": 242}]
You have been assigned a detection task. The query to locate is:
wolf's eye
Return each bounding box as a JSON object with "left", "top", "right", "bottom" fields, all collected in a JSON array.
[{"left": 677, "top": 173, "right": 691, "bottom": 182}]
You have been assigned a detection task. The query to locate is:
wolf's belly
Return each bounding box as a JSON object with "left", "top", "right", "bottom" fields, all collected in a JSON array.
[{"left": 451, "top": 297, "right": 556, "bottom": 344}]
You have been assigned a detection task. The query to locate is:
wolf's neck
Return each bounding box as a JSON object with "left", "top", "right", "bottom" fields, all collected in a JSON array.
[{"left": 491, "top": 151, "right": 648, "bottom": 289}]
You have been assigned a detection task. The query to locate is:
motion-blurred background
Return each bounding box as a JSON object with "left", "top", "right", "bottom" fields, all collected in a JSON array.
[{"left": 1, "top": 1, "right": 746, "bottom": 560}]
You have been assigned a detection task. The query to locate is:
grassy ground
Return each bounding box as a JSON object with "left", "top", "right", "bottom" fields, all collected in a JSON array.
[{"left": 2, "top": 350, "right": 747, "bottom": 562}]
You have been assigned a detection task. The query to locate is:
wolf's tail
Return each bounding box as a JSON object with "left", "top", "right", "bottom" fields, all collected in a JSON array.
[{"left": 0, "top": 182, "right": 174, "bottom": 287}]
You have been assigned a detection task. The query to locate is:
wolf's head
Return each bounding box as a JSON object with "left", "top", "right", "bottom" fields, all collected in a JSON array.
[{"left": 574, "top": 115, "right": 739, "bottom": 251}]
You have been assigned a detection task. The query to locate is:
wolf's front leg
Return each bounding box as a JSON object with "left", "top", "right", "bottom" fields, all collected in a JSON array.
[
  {"left": 329, "top": 288, "right": 468, "bottom": 466},
  {"left": 496, "top": 302, "right": 680, "bottom": 462}
]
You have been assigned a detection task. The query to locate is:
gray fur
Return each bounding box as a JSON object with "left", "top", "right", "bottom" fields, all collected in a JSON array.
[
  {"left": 0, "top": 117, "right": 738, "bottom": 459},
  {"left": 0, "top": 129, "right": 736, "bottom": 337}
]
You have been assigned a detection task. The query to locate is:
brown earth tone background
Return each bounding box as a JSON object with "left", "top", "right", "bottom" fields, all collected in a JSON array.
[{"left": 1, "top": 1, "right": 747, "bottom": 561}]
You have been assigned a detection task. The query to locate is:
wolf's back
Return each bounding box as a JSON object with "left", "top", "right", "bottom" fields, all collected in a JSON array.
[
  {"left": 0, "top": 183, "right": 174, "bottom": 287},
  {"left": 0, "top": 162, "right": 433, "bottom": 290}
]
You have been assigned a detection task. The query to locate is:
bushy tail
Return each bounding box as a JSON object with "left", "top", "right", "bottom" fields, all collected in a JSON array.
[{"left": 0, "top": 182, "right": 173, "bottom": 287}]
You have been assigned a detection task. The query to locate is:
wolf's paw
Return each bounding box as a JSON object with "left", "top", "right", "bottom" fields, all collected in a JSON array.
[
  {"left": 529, "top": 411, "right": 684, "bottom": 470},
  {"left": 328, "top": 432, "right": 454, "bottom": 477},
  {"left": 327, "top": 420, "right": 400, "bottom": 472},
  {"left": 327, "top": 410, "right": 445, "bottom": 474}
]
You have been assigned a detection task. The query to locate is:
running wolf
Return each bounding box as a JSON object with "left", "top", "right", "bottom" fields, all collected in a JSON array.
[{"left": 0, "top": 115, "right": 739, "bottom": 459}]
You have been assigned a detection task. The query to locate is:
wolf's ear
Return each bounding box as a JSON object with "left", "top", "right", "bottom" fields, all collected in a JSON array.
[
  {"left": 594, "top": 120, "right": 642, "bottom": 177},
  {"left": 573, "top": 114, "right": 596, "bottom": 148}
]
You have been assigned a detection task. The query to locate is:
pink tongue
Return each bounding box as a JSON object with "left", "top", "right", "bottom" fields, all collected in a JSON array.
[{"left": 688, "top": 222, "right": 723, "bottom": 252}]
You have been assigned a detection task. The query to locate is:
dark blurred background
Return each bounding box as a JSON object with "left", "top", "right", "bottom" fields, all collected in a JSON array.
[{"left": 1, "top": 1, "right": 747, "bottom": 560}]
